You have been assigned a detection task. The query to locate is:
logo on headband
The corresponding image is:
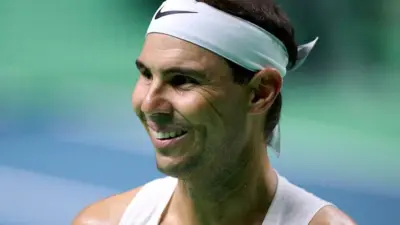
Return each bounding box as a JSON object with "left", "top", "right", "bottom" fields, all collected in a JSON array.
[{"left": 154, "top": 6, "right": 197, "bottom": 20}]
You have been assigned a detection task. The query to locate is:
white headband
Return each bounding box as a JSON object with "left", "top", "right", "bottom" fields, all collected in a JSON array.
[{"left": 146, "top": 0, "right": 318, "bottom": 156}]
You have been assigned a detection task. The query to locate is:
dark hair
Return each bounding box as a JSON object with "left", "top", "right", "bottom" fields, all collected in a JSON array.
[{"left": 197, "top": 0, "right": 297, "bottom": 143}]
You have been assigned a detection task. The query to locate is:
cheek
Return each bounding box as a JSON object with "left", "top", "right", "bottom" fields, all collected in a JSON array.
[
  {"left": 175, "top": 89, "right": 237, "bottom": 131},
  {"left": 174, "top": 93, "right": 210, "bottom": 123},
  {"left": 131, "top": 81, "right": 147, "bottom": 113}
]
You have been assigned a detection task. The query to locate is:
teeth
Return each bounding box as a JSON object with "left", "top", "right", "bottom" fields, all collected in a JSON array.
[{"left": 150, "top": 129, "right": 186, "bottom": 140}]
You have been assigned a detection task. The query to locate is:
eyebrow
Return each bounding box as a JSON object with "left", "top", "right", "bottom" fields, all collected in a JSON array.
[{"left": 135, "top": 59, "right": 208, "bottom": 80}]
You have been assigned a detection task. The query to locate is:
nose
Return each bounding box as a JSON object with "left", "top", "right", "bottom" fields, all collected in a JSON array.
[{"left": 140, "top": 79, "right": 173, "bottom": 116}]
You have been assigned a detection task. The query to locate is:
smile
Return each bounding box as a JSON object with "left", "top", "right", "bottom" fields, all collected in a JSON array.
[
  {"left": 148, "top": 128, "right": 189, "bottom": 151},
  {"left": 151, "top": 129, "right": 188, "bottom": 140}
]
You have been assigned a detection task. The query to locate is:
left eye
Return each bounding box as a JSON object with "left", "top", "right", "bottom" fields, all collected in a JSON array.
[{"left": 170, "top": 75, "right": 199, "bottom": 87}]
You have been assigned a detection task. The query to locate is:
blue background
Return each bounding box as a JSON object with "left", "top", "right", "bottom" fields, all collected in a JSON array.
[{"left": 1, "top": 0, "right": 399, "bottom": 224}]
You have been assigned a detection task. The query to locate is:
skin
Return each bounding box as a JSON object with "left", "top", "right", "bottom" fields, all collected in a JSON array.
[{"left": 73, "top": 34, "right": 357, "bottom": 225}]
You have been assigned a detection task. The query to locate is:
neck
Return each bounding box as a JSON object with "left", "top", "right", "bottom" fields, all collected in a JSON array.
[{"left": 167, "top": 143, "right": 278, "bottom": 225}]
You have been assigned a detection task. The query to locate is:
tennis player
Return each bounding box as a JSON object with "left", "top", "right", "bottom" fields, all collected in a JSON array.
[{"left": 74, "top": 0, "right": 356, "bottom": 224}]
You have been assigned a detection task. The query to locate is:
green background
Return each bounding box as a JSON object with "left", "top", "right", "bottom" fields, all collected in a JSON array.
[{"left": 0, "top": 0, "right": 399, "bottom": 224}]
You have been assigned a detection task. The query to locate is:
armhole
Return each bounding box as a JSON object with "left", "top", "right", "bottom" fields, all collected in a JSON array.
[
  {"left": 304, "top": 199, "right": 335, "bottom": 224},
  {"left": 262, "top": 175, "right": 334, "bottom": 225},
  {"left": 284, "top": 177, "right": 334, "bottom": 224}
]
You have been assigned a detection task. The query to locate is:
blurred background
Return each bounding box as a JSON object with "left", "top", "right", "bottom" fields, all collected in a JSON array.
[{"left": 0, "top": 0, "right": 399, "bottom": 224}]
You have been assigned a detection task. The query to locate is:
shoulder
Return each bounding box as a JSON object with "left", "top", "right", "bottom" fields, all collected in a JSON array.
[
  {"left": 278, "top": 177, "right": 356, "bottom": 225},
  {"left": 309, "top": 205, "right": 357, "bottom": 225},
  {"left": 72, "top": 186, "right": 143, "bottom": 225}
]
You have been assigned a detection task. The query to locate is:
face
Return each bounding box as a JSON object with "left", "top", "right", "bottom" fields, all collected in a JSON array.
[{"left": 132, "top": 34, "right": 263, "bottom": 178}]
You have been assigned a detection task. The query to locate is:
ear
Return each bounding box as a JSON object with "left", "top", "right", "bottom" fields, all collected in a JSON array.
[{"left": 247, "top": 68, "right": 282, "bottom": 114}]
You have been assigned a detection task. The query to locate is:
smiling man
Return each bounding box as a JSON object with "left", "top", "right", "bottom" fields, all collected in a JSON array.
[{"left": 73, "top": 0, "right": 356, "bottom": 224}]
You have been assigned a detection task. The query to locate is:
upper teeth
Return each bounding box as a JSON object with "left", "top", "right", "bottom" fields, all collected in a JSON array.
[{"left": 150, "top": 129, "right": 186, "bottom": 139}]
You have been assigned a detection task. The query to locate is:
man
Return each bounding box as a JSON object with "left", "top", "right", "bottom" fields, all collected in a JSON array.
[{"left": 74, "top": 0, "right": 356, "bottom": 224}]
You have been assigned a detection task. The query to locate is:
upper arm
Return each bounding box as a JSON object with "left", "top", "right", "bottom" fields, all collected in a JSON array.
[
  {"left": 72, "top": 186, "right": 143, "bottom": 225},
  {"left": 309, "top": 205, "right": 357, "bottom": 225}
]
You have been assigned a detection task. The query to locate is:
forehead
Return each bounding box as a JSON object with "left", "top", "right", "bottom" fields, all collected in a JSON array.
[{"left": 138, "top": 33, "right": 231, "bottom": 76}]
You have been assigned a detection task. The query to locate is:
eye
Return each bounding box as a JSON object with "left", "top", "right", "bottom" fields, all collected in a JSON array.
[
  {"left": 170, "top": 74, "right": 200, "bottom": 87},
  {"left": 140, "top": 69, "right": 152, "bottom": 80}
]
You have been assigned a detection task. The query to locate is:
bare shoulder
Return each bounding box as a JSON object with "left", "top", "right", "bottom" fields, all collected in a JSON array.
[
  {"left": 309, "top": 205, "right": 357, "bottom": 225},
  {"left": 72, "top": 186, "right": 143, "bottom": 225}
]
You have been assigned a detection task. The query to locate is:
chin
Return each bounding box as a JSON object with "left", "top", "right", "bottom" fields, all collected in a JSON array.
[{"left": 155, "top": 153, "right": 201, "bottom": 179}]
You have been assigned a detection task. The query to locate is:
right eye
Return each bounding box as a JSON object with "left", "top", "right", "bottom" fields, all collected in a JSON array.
[{"left": 140, "top": 70, "right": 152, "bottom": 80}]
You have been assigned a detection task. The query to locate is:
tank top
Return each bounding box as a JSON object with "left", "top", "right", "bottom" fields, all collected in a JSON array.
[{"left": 119, "top": 174, "right": 332, "bottom": 225}]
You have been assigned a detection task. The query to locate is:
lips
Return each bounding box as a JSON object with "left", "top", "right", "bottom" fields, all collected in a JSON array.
[
  {"left": 146, "top": 122, "right": 189, "bottom": 151},
  {"left": 148, "top": 128, "right": 188, "bottom": 151},
  {"left": 150, "top": 129, "right": 188, "bottom": 140}
]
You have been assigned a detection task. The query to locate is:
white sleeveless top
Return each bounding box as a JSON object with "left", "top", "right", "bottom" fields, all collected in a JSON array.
[{"left": 119, "top": 175, "right": 332, "bottom": 225}]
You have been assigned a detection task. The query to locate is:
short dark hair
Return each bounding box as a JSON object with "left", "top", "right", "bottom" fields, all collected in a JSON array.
[{"left": 198, "top": 0, "right": 297, "bottom": 143}]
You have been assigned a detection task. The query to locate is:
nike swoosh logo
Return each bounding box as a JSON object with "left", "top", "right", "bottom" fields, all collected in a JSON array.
[{"left": 154, "top": 6, "right": 197, "bottom": 20}]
